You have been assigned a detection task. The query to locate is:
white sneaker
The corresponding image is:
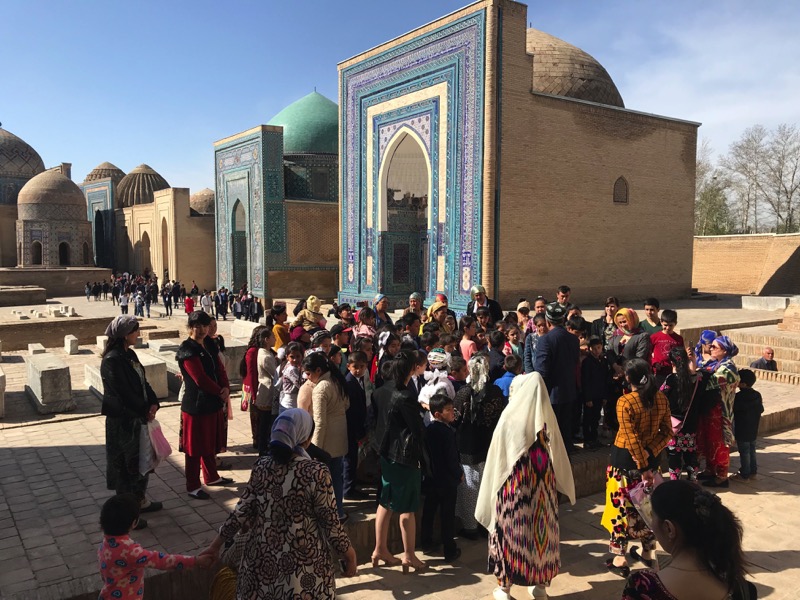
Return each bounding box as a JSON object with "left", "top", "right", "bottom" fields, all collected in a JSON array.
[
  {"left": 493, "top": 587, "right": 514, "bottom": 600},
  {"left": 528, "top": 585, "right": 547, "bottom": 599}
]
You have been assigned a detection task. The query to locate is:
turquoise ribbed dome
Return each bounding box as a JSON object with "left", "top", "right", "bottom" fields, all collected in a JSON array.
[{"left": 268, "top": 91, "right": 338, "bottom": 155}]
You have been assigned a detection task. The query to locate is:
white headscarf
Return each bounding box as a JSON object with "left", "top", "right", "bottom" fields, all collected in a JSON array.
[
  {"left": 270, "top": 408, "right": 314, "bottom": 459},
  {"left": 475, "top": 372, "right": 575, "bottom": 531}
]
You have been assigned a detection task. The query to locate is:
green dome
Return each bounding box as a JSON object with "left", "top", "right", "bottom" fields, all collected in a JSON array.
[{"left": 268, "top": 91, "right": 338, "bottom": 155}]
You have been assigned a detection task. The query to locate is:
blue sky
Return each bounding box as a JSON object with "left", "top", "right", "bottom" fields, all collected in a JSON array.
[{"left": 3, "top": 1, "right": 799, "bottom": 193}]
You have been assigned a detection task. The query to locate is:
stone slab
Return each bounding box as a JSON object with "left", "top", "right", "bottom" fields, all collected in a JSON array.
[
  {"left": 25, "top": 354, "right": 75, "bottom": 414},
  {"left": 0, "top": 338, "right": 3, "bottom": 362},
  {"left": 0, "top": 364, "right": 5, "bottom": 418},
  {"left": 742, "top": 295, "right": 791, "bottom": 310},
  {"left": 64, "top": 335, "right": 79, "bottom": 355},
  {"left": 148, "top": 339, "right": 181, "bottom": 353},
  {"left": 137, "top": 352, "right": 168, "bottom": 399},
  {"left": 223, "top": 338, "right": 246, "bottom": 384},
  {"left": 84, "top": 364, "right": 103, "bottom": 399},
  {"left": 144, "top": 350, "right": 183, "bottom": 393},
  {"left": 230, "top": 318, "right": 259, "bottom": 341},
  {"left": 143, "top": 329, "right": 180, "bottom": 341},
  {"left": 27, "top": 343, "right": 46, "bottom": 356},
  {"left": 96, "top": 335, "right": 108, "bottom": 350}
]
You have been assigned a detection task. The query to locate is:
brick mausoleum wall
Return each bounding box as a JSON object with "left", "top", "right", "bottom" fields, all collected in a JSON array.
[
  {"left": 0, "top": 268, "right": 113, "bottom": 298},
  {"left": 0, "top": 316, "right": 110, "bottom": 350},
  {"left": 493, "top": 2, "right": 697, "bottom": 306},
  {"left": 692, "top": 234, "right": 800, "bottom": 295}
]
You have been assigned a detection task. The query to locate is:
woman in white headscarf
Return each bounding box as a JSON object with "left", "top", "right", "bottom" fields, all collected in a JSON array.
[
  {"left": 202, "top": 408, "right": 357, "bottom": 599},
  {"left": 476, "top": 372, "right": 575, "bottom": 600}
]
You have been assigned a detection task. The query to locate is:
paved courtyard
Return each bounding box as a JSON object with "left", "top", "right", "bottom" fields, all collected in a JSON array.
[{"left": 0, "top": 295, "right": 798, "bottom": 599}]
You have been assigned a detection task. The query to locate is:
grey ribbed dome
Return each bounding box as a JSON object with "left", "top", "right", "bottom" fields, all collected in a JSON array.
[
  {"left": 0, "top": 126, "right": 45, "bottom": 179},
  {"left": 116, "top": 164, "right": 170, "bottom": 208},
  {"left": 527, "top": 29, "right": 624, "bottom": 108},
  {"left": 83, "top": 161, "right": 126, "bottom": 187},
  {"left": 190, "top": 188, "right": 215, "bottom": 214}
]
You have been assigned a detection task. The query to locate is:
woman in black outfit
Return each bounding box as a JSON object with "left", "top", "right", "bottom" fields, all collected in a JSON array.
[
  {"left": 371, "top": 351, "right": 428, "bottom": 573},
  {"left": 100, "top": 315, "right": 161, "bottom": 529}
]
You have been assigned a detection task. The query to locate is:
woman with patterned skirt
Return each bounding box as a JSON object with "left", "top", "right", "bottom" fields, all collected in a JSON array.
[
  {"left": 476, "top": 372, "right": 575, "bottom": 600},
  {"left": 601, "top": 358, "right": 672, "bottom": 578},
  {"left": 697, "top": 336, "right": 740, "bottom": 488}
]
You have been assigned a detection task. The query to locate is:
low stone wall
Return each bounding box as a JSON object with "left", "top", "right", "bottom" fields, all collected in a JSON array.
[
  {"left": 0, "top": 286, "right": 47, "bottom": 307},
  {"left": 0, "top": 317, "right": 110, "bottom": 351},
  {"left": 0, "top": 267, "right": 113, "bottom": 298}
]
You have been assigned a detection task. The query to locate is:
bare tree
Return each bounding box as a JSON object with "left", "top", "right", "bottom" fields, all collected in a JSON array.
[
  {"left": 721, "top": 125, "right": 767, "bottom": 232},
  {"left": 760, "top": 124, "right": 800, "bottom": 233},
  {"left": 695, "top": 139, "right": 732, "bottom": 235}
]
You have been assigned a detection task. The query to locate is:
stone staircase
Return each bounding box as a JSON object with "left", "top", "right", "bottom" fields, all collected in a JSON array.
[{"left": 722, "top": 327, "right": 800, "bottom": 384}]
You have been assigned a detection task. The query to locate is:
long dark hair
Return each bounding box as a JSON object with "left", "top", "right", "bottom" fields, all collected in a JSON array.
[
  {"left": 302, "top": 352, "right": 347, "bottom": 397},
  {"left": 239, "top": 326, "right": 271, "bottom": 378},
  {"left": 668, "top": 346, "right": 693, "bottom": 412},
  {"left": 390, "top": 350, "right": 416, "bottom": 391},
  {"left": 625, "top": 358, "right": 657, "bottom": 408},
  {"left": 651, "top": 480, "right": 748, "bottom": 592}
]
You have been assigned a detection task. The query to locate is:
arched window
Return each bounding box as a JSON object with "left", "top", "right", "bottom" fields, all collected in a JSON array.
[
  {"left": 613, "top": 177, "right": 629, "bottom": 204},
  {"left": 59, "top": 242, "right": 71, "bottom": 266},
  {"left": 31, "top": 241, "right": 43, "bottom": 265},
  {"left": 82, "top": 242, "right": 90, "bottom": 265}
]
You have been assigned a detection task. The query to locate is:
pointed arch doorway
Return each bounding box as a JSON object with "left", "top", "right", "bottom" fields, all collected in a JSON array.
[
  {"left": 379, "top": 129, "right": 431, "bottom": 299},
  {"left": 231, "top": 201, "right": 248, "bottom": 290}
]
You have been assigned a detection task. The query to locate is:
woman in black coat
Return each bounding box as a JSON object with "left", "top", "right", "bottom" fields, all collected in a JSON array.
[{"left": 100, "top": 315, "right": 161, "bottom": 528}]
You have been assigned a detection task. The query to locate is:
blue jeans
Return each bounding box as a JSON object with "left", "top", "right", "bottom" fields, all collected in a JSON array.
[
  {"left": 738, "top": 440, "right": 757, "bottom": 476},
  {"left": 328, "top": 457, "right": 345, "bottom": 518}
]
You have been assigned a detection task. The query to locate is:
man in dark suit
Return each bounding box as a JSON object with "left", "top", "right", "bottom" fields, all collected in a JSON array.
[
  {"left": 466, "top": 285, "right": 503, "bottom": 326},
  {"left": 534, "top": 303, "right": 580, "bottom": 452}
]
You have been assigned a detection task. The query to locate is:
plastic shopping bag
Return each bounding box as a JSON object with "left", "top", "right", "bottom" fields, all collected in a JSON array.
[
  {"left": 628, "top": 472, "right": 664, "bottom": 529},
  {"left": 148, "top": 419, "right": 172, "bottom": 462},
  {"left": 139, "top": 423, "right": 157, "bottom": 476}
]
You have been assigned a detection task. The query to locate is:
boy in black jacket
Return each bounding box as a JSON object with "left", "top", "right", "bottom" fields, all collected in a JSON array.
[
  {"left": 344, "top": 352, "right": 369, "bottom": 499},
  {"left": 733, "top": 369, "right": 764, "bottom": 480},
  {"left": 581, "top": 337, "right": 611, "bottom": 449},
  {"left": 420, "top": 393, "right": 463, "bottom": 561}
]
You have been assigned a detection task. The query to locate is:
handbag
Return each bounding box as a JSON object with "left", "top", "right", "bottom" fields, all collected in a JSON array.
[
  {"left": 628, "top": 472, "right": 665, "bottom": 529},
  {"left": 148, "top": 419, "right": 172, "bottom": 462},
  {"left": 671, "top": 375, "right": 701, "bottom": 434},
  {"left": 241, "top": 389, "right": 252, "bottom": 412}
]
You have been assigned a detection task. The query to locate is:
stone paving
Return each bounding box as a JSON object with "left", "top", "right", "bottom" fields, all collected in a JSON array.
[{"left": 0, "top": 294, "right": 797, "bottom": 598}]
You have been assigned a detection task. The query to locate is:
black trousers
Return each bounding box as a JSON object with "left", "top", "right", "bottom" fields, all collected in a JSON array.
[
  {"left": 551, "top": 401, "right": 574, "bottom": 447},
  {"left": 421, "top": 485, "right": 458, "bottom": 556},
  {"left": 343, "top": 437, "right": 359, "bottom": 495},
  {"left": 583, "top": 400, "right": 603, "bottom": 442}
]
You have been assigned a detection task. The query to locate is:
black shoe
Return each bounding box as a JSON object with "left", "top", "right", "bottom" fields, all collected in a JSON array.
[
  {"left": 134, "top": 517, "right": 148, "bottom": 530},
  {"left": 208, "top": 477, "right": 234, "bottom": 486},
  {"left": 629, "top": 547, "right": 657, "bottom": 569},
  {"left": 188, "top": 489, "right": 211, "bottom": 500},
  {"left": 459, "top": 528, "right": 479, "bottom": 541},
  {"left": 444, "top": 547, "right": 462, "bottom": 562},
  {"left": 605, "top": 558, "right": 630, "bottom": 578},
  {"left": 697, "top": 471, "right": 715, "bottom": 481},
  {"left": 140, "top": 500, "right": 163, "bottom": 513},
  {"left": 702, "top": 478, "right": 729, "bottom": 489},
  {"left": 585, "top": 440, "right": 603, "bottom": 450}
]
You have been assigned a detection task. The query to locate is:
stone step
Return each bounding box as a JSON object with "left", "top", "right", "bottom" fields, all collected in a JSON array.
[
  {"left": 732, "top": 342, "right": 800, "bottom": 362},
  {"left": 25, "top": 354, "right": 75, "bottom": 414},
  {"left": 723, "top": 329, "right": 800, "bottom": 350},
  {"left": 736, "top": 353, "right": 800, "bottom": 374}
]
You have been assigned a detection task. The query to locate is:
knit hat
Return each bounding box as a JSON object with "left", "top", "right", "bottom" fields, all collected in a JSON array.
[
  {"left": 306, "top": 295, "right": 321, "bottom": 313},
  {"left": 516, "top": 300, "right": 531, "bottom": 312},
  {"left": 545, "top": 303, "right": 566, "bottom": 324},
  {"left": 310, "top": 329, "right": 332, "bottom": 347}
]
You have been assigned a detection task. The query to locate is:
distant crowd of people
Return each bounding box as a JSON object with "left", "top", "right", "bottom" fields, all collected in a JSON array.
[{"left": 95, "top": 284, "right": 761, "bottom": 600}]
